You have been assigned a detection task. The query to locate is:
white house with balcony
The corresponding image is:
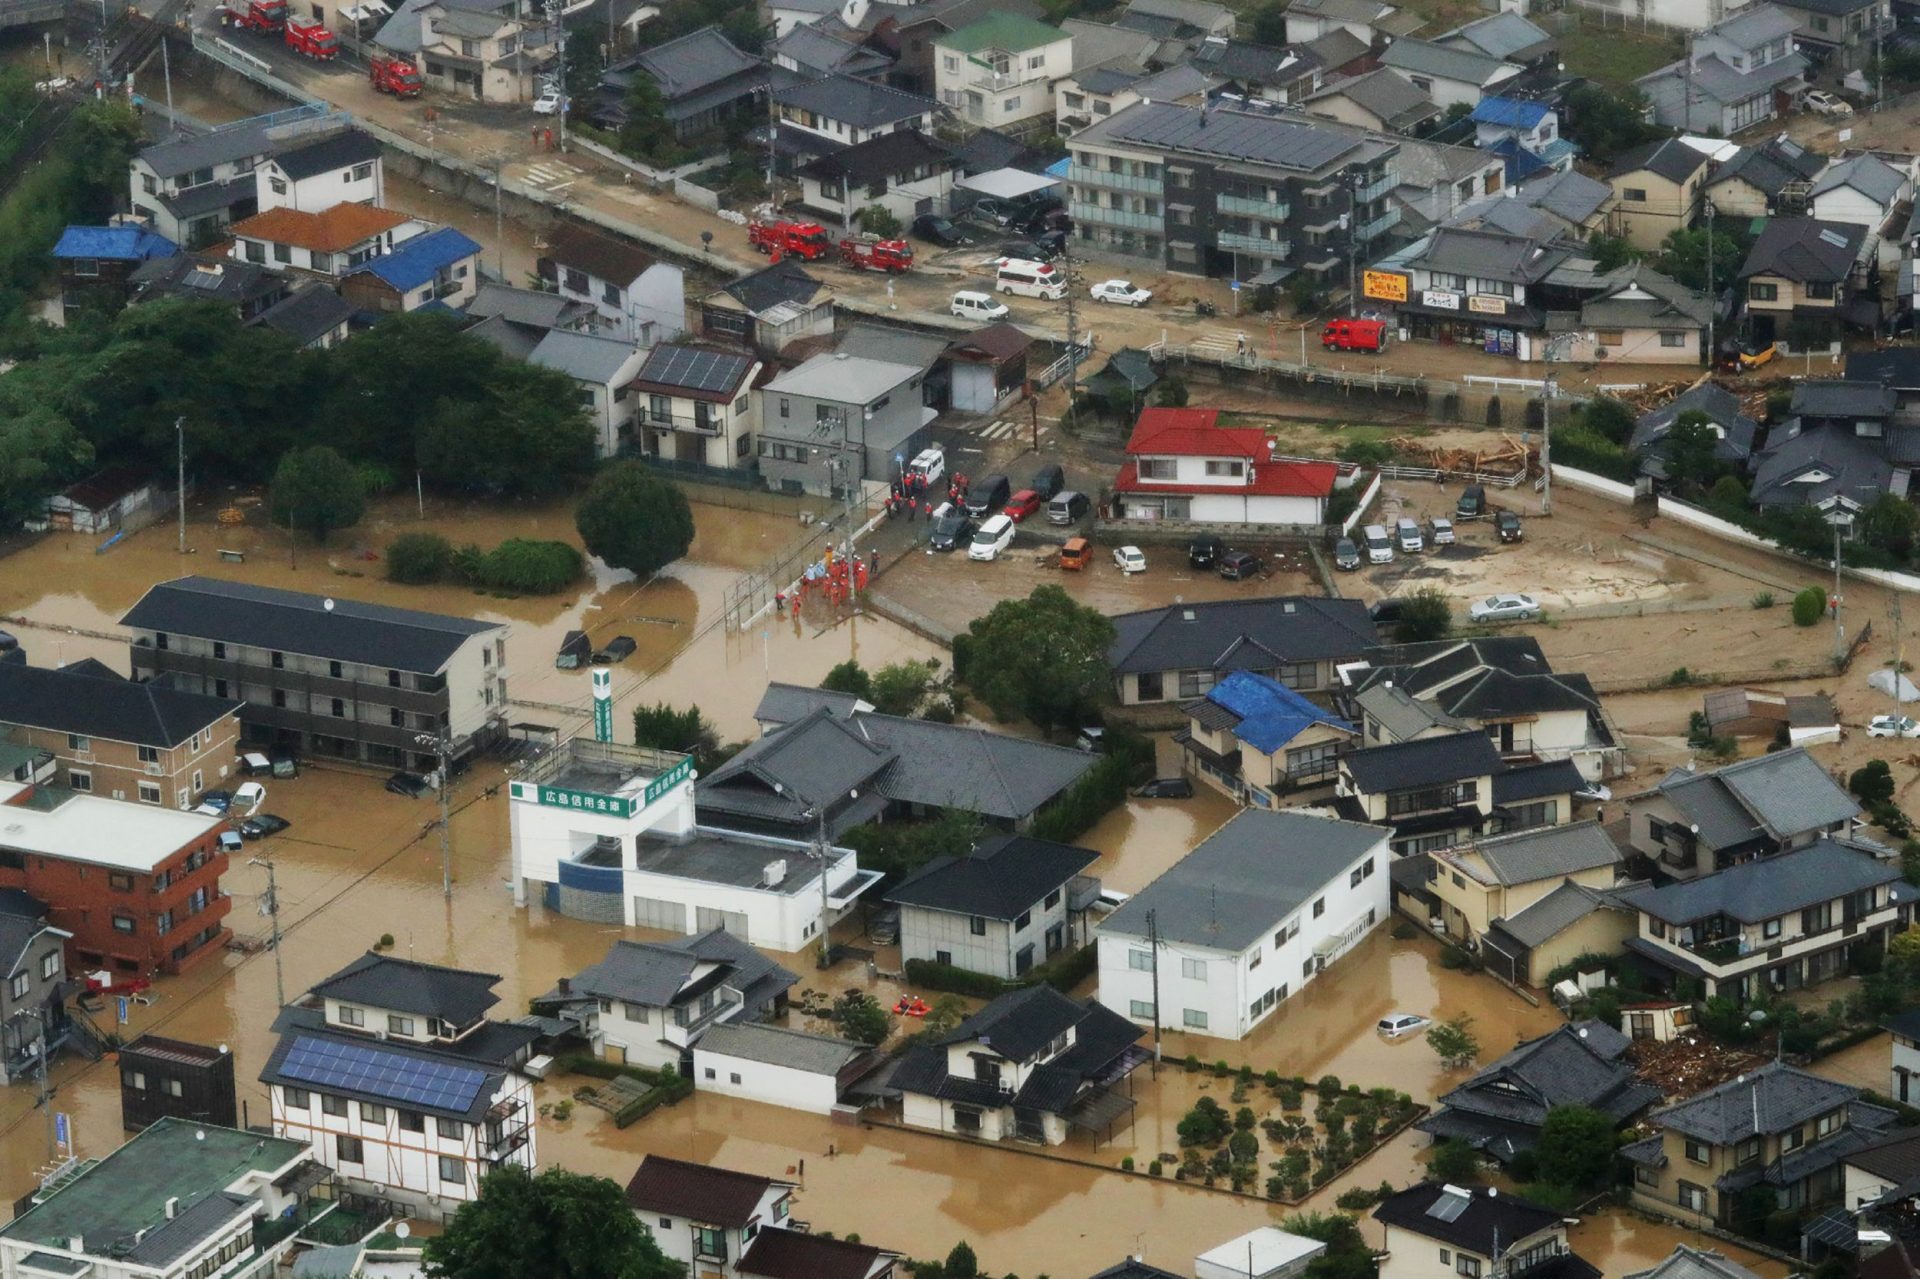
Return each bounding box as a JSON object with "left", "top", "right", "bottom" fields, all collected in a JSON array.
[
  {"left": 934, "top": 14, "right": 1073, "bottom": 133},
  {"left": 507, "top": 735, "right": 880, "bottom": 951},
  {"left": 624, "top": 1155, "right": 798, "bottom": 1279},
  {"left": 1615, "top": 839, "right": 1905, "bottom": 1003},
  {"left": 1114, "top": 407, "right": 1337, "bottom": 525},
  {"left": 535, "top": 223, "right": 687, "bottom": 345},
  {"left": 629, "top": 342, "right": 763, "bottom": 470},
  {"left": 533, "top": 929, "right": 799, "bottom": 1071},
  {"left": 1096, "top": 810, "right": 1390, "bottom": 1041},
  {"left": 260, "top": 952, "right": 539, "bottom": 1220}
]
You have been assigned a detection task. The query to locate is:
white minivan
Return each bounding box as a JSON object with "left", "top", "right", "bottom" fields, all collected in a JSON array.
[
  {"left": 1396, "top": 517, "right": 1423, "bottom": 553},
  {"left": 1362, "top": 524, "right": 1394, "bottom": 564},
  {"left": 968, "top": 513, "right": 1016, "bottom": 561},
  {"left": 952, "top": 290, "right": 1010, "bottom": 321},
  {"left": 995, "top": 258, "right": 1067, "bottom": 299}
]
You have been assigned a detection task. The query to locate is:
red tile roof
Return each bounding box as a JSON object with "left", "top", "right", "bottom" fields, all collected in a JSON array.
[
  {"left": 1124, "top": 407, "right": 1271, "bottom": 459},
  {"left": 1113, "top": 458, "right": 1337, "bottom": 498}
]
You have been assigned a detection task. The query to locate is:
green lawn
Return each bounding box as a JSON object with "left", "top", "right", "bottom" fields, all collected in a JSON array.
[{"left": 1557, "top": 23, "right": 1685, "bottom": 92}]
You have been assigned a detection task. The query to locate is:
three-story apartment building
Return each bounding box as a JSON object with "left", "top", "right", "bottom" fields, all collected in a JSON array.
[
  {"left": 1616, "top": 839, "right": 1903, "bottom": 1001},
  {"left": 0, "top": 662, "right": 242, "bottom": 810},
  {"left": 261, "top": 952, "right": 538, "bottom": 1219},
  {"left": 1066, "top": 98, "right": 1404, "bottom": 283},
  {"left": 122, "top": 577, "right": 507, "bottom": 771},
  {"left": 1624, "top": 1062, "right": 1897, "bottom": 1226}
]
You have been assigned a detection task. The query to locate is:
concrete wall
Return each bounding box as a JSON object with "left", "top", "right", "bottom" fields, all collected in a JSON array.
[{"left": 691, "top": 1048, "right": 840, "bottom": 1113}]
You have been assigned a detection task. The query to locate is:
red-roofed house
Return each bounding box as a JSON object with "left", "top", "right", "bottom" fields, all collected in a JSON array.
[{"left": 1115, "top": 408, "right": 1337, "bottom": 525}]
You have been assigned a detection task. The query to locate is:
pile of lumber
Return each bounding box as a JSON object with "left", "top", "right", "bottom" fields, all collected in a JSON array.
[
  {"left": 1627, "top": 1035, "right": 1767, "bottom": 1100},
  {"left": 1386, "top": 433, "right": 1534, "bottom": 476},
  {"left": 1607, "top": 382, "right": 1692, "bottom": 414}
]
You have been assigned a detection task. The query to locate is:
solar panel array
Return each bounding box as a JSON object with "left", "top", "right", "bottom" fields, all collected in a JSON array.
[
  {"left": 1109, "top": 102, "right": 1361, "bottom": 172},
  {"left": 1426, "top": 1188, "right": 1472, "bottom": 1223},
  {"left": 642, "top": 346, "right": 750, "bottom": 395},
  {"left": 279, "top": 1035, "right": 489, "bottom": 1114}
]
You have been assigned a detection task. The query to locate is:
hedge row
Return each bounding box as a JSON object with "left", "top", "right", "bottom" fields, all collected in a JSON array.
[
  {"left": 554, "top": 1053, "right": 672, "bottom": 1087},
  {"left": 613, "top": 1074, "right": 695, "bottom": 1128},
  {"left": 904, "top": 943, "right": 1098, "bottom": 999},
  {"left": 1027, "top": 731, "right": 1154, "bottom": 845}
]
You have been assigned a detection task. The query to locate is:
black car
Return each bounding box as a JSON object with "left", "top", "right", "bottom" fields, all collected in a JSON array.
[
  {"left": 239, "top": 813, "right": 292, "bottom": 840},
  {"left": 1497, "top": 511, "right": 1525, "bottom": 543},
  {"left": 1134, "top": 777, "right": 1195, "bottom": 799},
  {"left": 593, "top": 635, "right": 637, "bottom": 663},
  {"left": 912, "top": 214, "right": 969, "bottom": 247},
  {"left": 1031, "top": 463, "right": 1065, "bottom": 500},
  {"left": 1218, "top": 550, "right": 1261, "bottom": 580},
  {"left": 385, "top": 772, "right": 433, "bottom": 798},
  {"left": 1368, "top": 598, "right": 1407, "bottom": 626},
  {"left": 1010, "top": 198, "right": 1067, "bottom": 234},
  {"left": 929, "top": 510, "right": 975, "bottom": 551},
  {"left": 1189, "top": 535, "right": 1223, "bottom": 568},
  {"left": 998, "top": 239, "right": 1057, "bottom": 262}
]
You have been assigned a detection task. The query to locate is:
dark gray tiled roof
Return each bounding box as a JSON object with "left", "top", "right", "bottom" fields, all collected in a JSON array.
[
  {"left": 774, "top": 74, "right": 935, "bottom": 127},
  {"left": 120, "top": 576, "right": 498, "bottom": 674},
  {"left": 1750, "top": 421, "right": 1892, "bottom": 509},
  {"left": 307, "top": 952, "right": 501, "bottom": 1024},
  {"left": 695, "top": 1023, "right": 864, "bottom": 1074},
  {"left": 1792, "top": 379, "right": 1898, "bottom": 419},
  {"left": 1653, "top": 746, "right": 1858, "bottom": 846},
  {"left": 1610, "top": 137, "right": 1709, "bottom": 183},
  {"left": 847, "top": 711, "right": 1099, "bottom": 822},
  {"left": 698, "top": 708, "right": 896, "bottom": 826},
  {"left": 1109, "top": 597, "right": 1377, "bottom": 675},
  {"left": 1620, "top": 838, "right": 1896, "bottom": 926},
  {"left": 796, "top": 129, "right": 953, "bottom": 185},
  {"left": 1739, "top": 217, "right": 1864, "bottom": 285},
  {"left": 254, "top": 284, "right": 354, "bottom": 347},
  {"left": 1422, "top": 1021, "right": 1660, "bottom": 1145},
  {"left": 271, "top": 130, "right": 381, "bottom": 180},
  {"left": 1342, "top": 731, "right": 1503, "bottom": 794},
  {"left": 1847, "top": 348, "right": 1920, "bottom": 389},
  {"left": 1103, "top": 810, "right": 1385, "bottom": 950},
  {"left": 552, "top": 928, "right": 797, "bottom": 1009},
  {"left": 753, "top": 681, "right": 867, "bottom": 724},
  {"left": 0, "top": 662, "right": 240, "bottom": 749},
  {"left": 625, "top": 1155, "right": 790, "bottom": 1226},
  {"left": 739, "top": 1226, "right": 891, "bottom": 1279},
  {"left": 121, "top": 1194, "right": 254, "bottom": 1266},
  {"left": 715, "top": 259, "right": 827, "bottom": 314},
  {"left": 886, "top": 834, "right": 1097, "bottom": 919},
  {"left": 1651, "top": 1061, "right": 1863, "bottom": 1143},
  {"left": 1811, "top": 153, "right": 1905, "bottom": 207},
  {"left": 1458, "top": 821, "right": 1620, "bottom": 885},
  {"left": 1380, "top": 37, "right": 1512, "bottom": 85},
  {"left": 1490, "top": 879, "right": 1620, "bottom": 948},
  {"left": 1493, "top": 758, "right": 1587, "bottom": 804},
  {"left": 1373, "top": 1183, "right": 1576, "bottom": 1256},
  {"left": 1622, "top": 1245, "right": 1767, "bottom": 1279},
  {"left": 634, "top": 26, "right": 766, "bottom": 99},
  {"left": 1630, "top": 383, "right": 1760, "bottom": 463}
]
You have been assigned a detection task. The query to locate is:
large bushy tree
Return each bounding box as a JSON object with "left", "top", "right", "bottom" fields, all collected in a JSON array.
[
  {"left": 952, "top": 585, "right": 1115, "bottom": 731},
  {"left": 270, "top": 445, "right": 366, "bottom": 542},
  {"left": 423, "top": 1165, "right": 680, "bottom": 1279},
  {"left": 575, "top": 461, "right": 696, "bottom": 577}
]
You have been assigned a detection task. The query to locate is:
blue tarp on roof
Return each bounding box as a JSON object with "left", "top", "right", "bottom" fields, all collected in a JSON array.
[
  {"left": 1470, "top": 96, "right": 1550, "bottom": 129},
  {"left": 1045, "top": 155, "right": 1070, "bottom": 179},
  {"left": 52, "top": 225, "right": 179, "bottom": 262},
  {"left": 349, "top": 227, "right": 482, "bottom": 292},
  {"left": 1487, "top": 137, "right": 1550, "bottom": 186},
  {"left": 1205, "top": 670, "right": 1353, "bottom": 755}
]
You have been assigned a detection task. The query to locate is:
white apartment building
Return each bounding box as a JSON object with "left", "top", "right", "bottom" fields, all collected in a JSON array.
[
  {"left": 1097, "top": 810, "right": 1390, "bottom": 1040},
  {"left": 933, "top": 14, "right": 1073, "bottom": 132}
]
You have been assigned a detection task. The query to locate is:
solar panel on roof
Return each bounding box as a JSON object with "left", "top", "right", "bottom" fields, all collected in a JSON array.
[
  {"left": 1818, "top": 229, "right": 1849, "bottom": 248},
  {"left": 647, "top": 346, "right": 748, "bottom": 394},
  {"left": 279, "top": 1035, "right": 489, "bottom": 1113},
  {"left": 1426, "top": 1189, "right": 1472, "bottom": 1222}
]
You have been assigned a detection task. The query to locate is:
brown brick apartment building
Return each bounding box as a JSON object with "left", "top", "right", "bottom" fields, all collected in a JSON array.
[
  {"left": 0, "top": 781, "right": 231, "bottom": 977},
  {"left": 0, "top": 662, "right": 242, "bottom": 810}
]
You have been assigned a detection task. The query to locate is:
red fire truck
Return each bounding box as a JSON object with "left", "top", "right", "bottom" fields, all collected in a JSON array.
[
  {"left": 214, "top": 0, "right": 285, "bottom": 32},
  {"left": 1321, "top": 317, "right": 1390, "bottom": 352},
  {"left": 284, "top": 15, "right": 341, "bottom": 59},
  {"left": 369, "top": 55, "right": 424, "bottom": 97},
  {"left": 747, "top": 219, "right": 831, "bottom": 261},
  {"left": 838, "top": 234, "right": 913, "bottom": 273}
]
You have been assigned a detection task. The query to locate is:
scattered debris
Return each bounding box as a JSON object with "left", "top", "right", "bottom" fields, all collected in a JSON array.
[
  {"left": 1628, "top": 1033, "right": 1768, "bottom": 1099},
  {"left": 1385, "top": 433, "right": 1533, "bottom": 478}
]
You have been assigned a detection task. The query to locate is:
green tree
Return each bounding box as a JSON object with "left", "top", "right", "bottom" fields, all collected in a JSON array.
[
  {"left": 1533, "top": 1105, "right": 1618, "bottom": 1190},
  {"left": 386, "top": 532, "right": 454, "bottom": 583},
  {"left": 1587, "top": 234, "right": 1637, "bottom": 272},
  {"left": 618, "top": 75, "right": 686, "bottom": 166},
  {"left": 943, "top": 1242, "right": 980, "bottom": 1279},
  {"left": 822, "top": 660, "right": 873, "bottom": 699},
  {"left": 576, "top": 461, "right": 696, "bottom": 577},
  {"left": 952, "top": 585, "right": 1116, "bottom": 731},
  {"left": 1654, "top": 225, "right": 1746, "bottom": 294},
  {"left": 1861, "top": 493, "right": 1920, "bottom": 562},
  {"left": 920, "top": 994, "right": 967, "bottom": 1035},
  {"left": 422, "top": 1164, "right": 681, "bottom": 1279},
  {"left": 1664, "top": 411, "right": 1725, "bottom": 495},
  {"left": 633, "top": 702, "right": 734, "bottom": 777},
  {"left": 1249, "top": 1, "right": 1288, "bottom": 42},
  {"left": 270, "top": 445, "right": 366, "bottom": 542},
  {"left": 1427, "top": 1014, "right": 1480, "bottom": 1069},
  {"left": 870, "top": 660, "right": 934, "bottom": 717},
  {"left": 1426, "top": 1139, "right": 1481, "bottom": 1182},
  {"left": 835, "top": 992, "right": 890, "bottom": 1046},
  {"left": 1562, "top": 84, "right": 1663, "bottom": 163},
  {"left": 1792, "top": 585, "right": 1828, "bottom": 627},
  {"left": 1579, "top": 397, "right": 1638, "bottom": 448},
  {"left": 1396, "top": 587, "right": 1452, "bottom": 642},
  {"left": 1284, "top": 1211, "right": 1377, "bottom": 1279},
  {"left": 856, "top": 205, "right": 902, "bottom": 238},
  {"left": 1852, "top": 759, "right": 1896, "bottom": 807},
  {"left": 1155, "top": 376, "right": 1190, "bottom": 407}
]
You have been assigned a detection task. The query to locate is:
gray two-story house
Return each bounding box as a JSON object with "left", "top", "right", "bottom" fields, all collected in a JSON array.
[
  {"left": 1335, "top": 730, "right": 1505, "bottom": 856},
  {"left": 886, "top": 835, "right": 1100, "bottom": 981},
  {"left": 1624, "top": 746, "right": 1859, "bottom": 881},
  {"left": 0, "top": 891, "right": 72, "bottom": 1087},
  {"left": 759, "top": 351, "right": 936, "bottom": 496},
  {"left": 121, "top": 576, "right": 508, "bottom": 771}
]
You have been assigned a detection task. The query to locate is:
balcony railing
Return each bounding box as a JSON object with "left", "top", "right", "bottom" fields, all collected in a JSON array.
[
  {"left": 968, "top": 67, "right": 1029, "bottom": 93},
  {"left": 1070, "top": 201, "right": 1157, "bottom": 231},
  {"left": 1218, "top": 230, "right": 1291, "bottom": 257},
  {"left": 1356, "top": 170, "right": 1397, "bottom": 204},
  {"left": 1357, "top": 207, "right": 1402, "bottom": 242},
  {"left": 1217, "top": 193, "right": 1288, "bottom": 219},
  {"left": 643, "top": 410, "right": 723, "bottom": 436},
  {"left": 1068, "top": 163, "right": 1163, "bottom": 195}
]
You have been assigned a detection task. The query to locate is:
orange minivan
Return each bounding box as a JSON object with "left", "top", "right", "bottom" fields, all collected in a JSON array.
[{"left": 1059, "top": 537, "right": 1091, "bottom": 570}]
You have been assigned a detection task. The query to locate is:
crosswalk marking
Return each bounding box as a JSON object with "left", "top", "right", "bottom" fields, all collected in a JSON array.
[{"left": 524, "top": 161, "right": 582, "bottom": 189}]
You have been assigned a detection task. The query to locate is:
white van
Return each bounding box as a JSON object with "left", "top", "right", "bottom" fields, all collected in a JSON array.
[
  {"left": 1396, "top": 517, "right": 1423, "bottom": 553},
  {"left": 907, "top": 446, "right": 946, "bottom": 486},
  {"left": 1362, "top": 524, "right": 1394, "bottom": 564},
  {"left": 952, "top": 290, "right": 1010, "bottom": 321},
  {"left": 968, "top": 513, "right": 1016, "bottom": 561},
  {"left": 995, "top": 258, "right": 1067, "bottom": 300}
]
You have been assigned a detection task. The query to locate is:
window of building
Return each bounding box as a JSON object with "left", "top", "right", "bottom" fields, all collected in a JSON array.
[
  {"left": 67, "top": 770, "right": 90, "bottom": 792},
  {"left": 1129, "top": 999, "right": 1155, "bottom": 1018},
  {"left": 388, "top": 1015, "right": 415, "bottom": 1036},
  {"left": 8, "top": 972, "right": 27, "bottom": 999},
  {"left": 337, "top": 1135, "right": 364, "bottom": 1163},
  {"left": 361, "top": 1102, "right": 387, "bottom": 1123},
  {"left": 969, "top": 915, "right": 987, "bottom": 935},
  {"left": 1129, "top": 948, "right": 1152, "bottom": 971},
  {"left": 1684, "top": 1137, "right": 1710, "bottom": 1163},
  {"left": 730, "top": 1072, "right": 742, "bottom": 1084},
  {"left": 704, "top": 1066, "right": 717, "bottom": 1079},
  {"left": 111, "top": 914, "right": 136, "bottom": 934},
  {"left": 1313, "top": 897, "right": 1325, "bottom": 918},
  {"left": 39, "top": 952, "right": 57, "bottom": 981},
  {"left": 351, "top": 162, "right": 374, "bottom": 182},
  {"left": 1137, "top": 458, "right": 1176, "bottom": 480},
  {"left": 1735, "top": 1137, "right": 1761, "bottom": 1165},
  {"left": 1750, "top": 282, "right": 1779, "bottom": 302},
  {"left": 1044, "top": 889, "right": 1061, "bottom": 910},
  {"left": 284, "top": 1087, "right": 309, "bottom": 1109},
  {"left": 271, "top": 651, "right": 285, "bottom": 669},
  {"left": 1204, "top": 460, "right": 1245, "bottom": 478},
  {"left": 137, "top": 745, "right": 160, "bottom": 765},
  {"left": 1660, "top": 331, "right": 1688, "bottom": 347},
  {"left": 1457, "top": 1258, "right": 1481, "bottom": 1279},
  {"left": 1183, "top": 1009, "right": 1208, "bottom": 1029},
  {"left": 1014, "top": 910, "right": 1031, "bottom": 930},
  {"left": 1440, "top": 1251, "right": 1451, "bottom": 1266},
  {"left": 321, "top": 1093, "right": 347, "bottom": 1117},
  {"left": 1178, "top": 669, "right": 1216, "bottom": 699},
  {"left": 1181, "top": 958, "right": 1207, "bottom": 981},
  {"left": 338, "top": 1005, "right": 365, "bottom": 1027},
  {"left": 1677, "top": 1181, "right": 1709, "bottom": 1212},
  {"left": 1763, "top": 917, "right": 1782, "bottom": 938},
  {"left": 623, "top": 1002, "right": 650, "bottom": 1023},
  {"left": 67, "top": 733, "right": 90, "bottom": 752},
  {"left": 1807, "top": 281, "right": 1835, "bottom": 300},
  {"left": 109, "top": 871, "right": 134, "bottom": 892},
  {"left": 272, "top": 690, "right": 287, "bottom": 709},
  {"left": 1782, "top": 1125, "right": 1803, "bottom": 1151},
  {"left": 331, "top": 698, "right": 345, "bottom": 718},
  {"left": 1623, "top": 187, "right": 1647, "bottom": 202},
  {"left": 437, "top": 1117, "right": 465, "bottom": 1140},
  {"left": 1816, "top": 1109, "right": 1842, "bottom": 1137},
  {"left": 943, "top": 54, "right": 958, "bottom": 70}
]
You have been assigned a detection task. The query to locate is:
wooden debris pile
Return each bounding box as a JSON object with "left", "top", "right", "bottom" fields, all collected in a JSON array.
[
  {"left": 1386, "top": 433, "right": 1534, "bottom": 477},
  {"left": 1627, "top": 1035, "right": 1767, "bottom": 1100},
  {"left": 1606, "top": 382, "right": 1691, "bottom": 414}
]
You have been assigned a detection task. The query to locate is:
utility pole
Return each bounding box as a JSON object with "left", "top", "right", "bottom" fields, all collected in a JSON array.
[
  {"left": 161, "top": 35, "right": 175, "bottom": 137},
  {"left": 1541, "top": 370, "right": 1554, "bottom": 516},
  {"left": 250, "top": 857, "right": 285, "bottom": 1010},
  {"left": 1346, "top": 169, "right": 1360, "bottom": 318},
  {"left": 815, "top": 807, "right": 833, "bottom": 970},
  {"left": 1146, "top": 907, "right": 1161, "bottom": 1077},
  {"left": 1833, "top": 514, "right": 1847, "bottom": 664},
  {"left": 1062, "top": 243, "right": 1082, "bottom": 429},
  {"left": 1704, "top": 198, "right": 1715, "bottom": 365},
  {"left": 1894, "top": 591, "right": 1904, "bottom": 713},
  {"left": 30, "top": 1007, "right": 53, "bottom": 1159},
  {"left": 175, "top": 416, "right": 186, "bottom": 553},
  {"left": 545, "top": 0, "right": 567, "bottom": 150},
  {"left": 492, "top": 154, "right": 507, "bottom": 280}
]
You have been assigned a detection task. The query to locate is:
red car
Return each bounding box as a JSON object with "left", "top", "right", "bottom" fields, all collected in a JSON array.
[{"left": 1004, "top": 489, "right": 1043, "bottom": 522}]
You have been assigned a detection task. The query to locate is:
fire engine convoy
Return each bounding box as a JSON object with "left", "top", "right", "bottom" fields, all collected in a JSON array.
[
  {"left": 747, "top": 220, "right": 914, "bottom": 272},
  {"left": 369, "top": 55, "right": 424, "bottom": 96},
  {"left": 284, "top": 15, "right": 340, "bottom": 58},
  {"left": 214, "top": 0, "right": 284, "bottom": 31}
]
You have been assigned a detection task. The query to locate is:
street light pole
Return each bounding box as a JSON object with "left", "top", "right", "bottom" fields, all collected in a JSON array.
[{"left": 415, "top": 733, "right": 453, "bottom": 898}]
